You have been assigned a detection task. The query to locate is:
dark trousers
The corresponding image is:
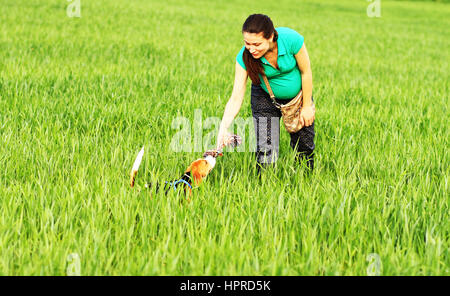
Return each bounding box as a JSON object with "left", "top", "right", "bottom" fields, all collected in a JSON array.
[{"left": 251, "top": 83, "right": 315, "bottom": 172}]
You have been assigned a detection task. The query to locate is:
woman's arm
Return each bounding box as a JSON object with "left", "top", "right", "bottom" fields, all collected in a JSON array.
[
  {"left": 295, "top": 43, "right": 315, "bottom": 126},
  {"left": 216, "top": 61, "right": 248, "bottom": 149}
]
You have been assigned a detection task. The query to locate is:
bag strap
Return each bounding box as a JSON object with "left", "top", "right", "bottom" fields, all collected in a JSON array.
[{"left": 262, "top": 74, "right": 282, "bottom": 109}]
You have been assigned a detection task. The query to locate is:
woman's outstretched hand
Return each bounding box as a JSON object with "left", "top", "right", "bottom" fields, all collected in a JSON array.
[{"left": 216, "top": 128, "right": 232, "bottom": 151}]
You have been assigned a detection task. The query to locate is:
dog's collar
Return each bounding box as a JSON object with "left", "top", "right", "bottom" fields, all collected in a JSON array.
[
  {"left": 165, "top": 177, "right": 193, "bottom": 191},
  {"left": 173, "top": 179, "right": 192, "bottom": 190}
]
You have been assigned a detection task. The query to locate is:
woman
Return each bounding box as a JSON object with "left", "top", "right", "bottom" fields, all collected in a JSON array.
[{"left": 216, "top": 14, "right": 315, "bottom": 173}]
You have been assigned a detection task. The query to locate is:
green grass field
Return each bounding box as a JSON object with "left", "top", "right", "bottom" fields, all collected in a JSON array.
[{"left": 0, "top": 0, "right": 448, "bottom": 275}]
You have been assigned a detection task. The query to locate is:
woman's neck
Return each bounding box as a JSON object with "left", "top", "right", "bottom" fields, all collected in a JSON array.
[{"left": 266, "top": 41, "right": 278, "bottom": 55}]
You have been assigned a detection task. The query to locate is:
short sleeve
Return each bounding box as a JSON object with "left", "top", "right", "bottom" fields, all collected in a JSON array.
[
  {"left": 236, "top": 46, "right": 246, "bottom": 70},
  {"left": 286, "top": 28, "right": 304, "bottom": 55}
]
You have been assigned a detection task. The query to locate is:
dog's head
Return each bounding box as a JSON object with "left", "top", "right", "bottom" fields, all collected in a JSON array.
[{"left": 185, "top": 156, "right": 216, "bottom": 186}]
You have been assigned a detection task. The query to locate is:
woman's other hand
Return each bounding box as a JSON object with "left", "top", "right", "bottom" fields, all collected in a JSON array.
[{"left": 300, "top": 105, "right": 315, "bottom": 127}]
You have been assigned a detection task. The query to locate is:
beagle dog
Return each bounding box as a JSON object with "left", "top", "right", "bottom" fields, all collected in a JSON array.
[{"left": 130, "top": 135, "right": 242, "bottom": 197}]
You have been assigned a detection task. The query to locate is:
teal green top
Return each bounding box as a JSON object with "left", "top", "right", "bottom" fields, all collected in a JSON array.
[{"left": 236, "top": 27, "right": 304, "bottom": 99}]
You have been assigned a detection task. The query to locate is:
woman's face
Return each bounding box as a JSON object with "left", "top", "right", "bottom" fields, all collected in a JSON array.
[{"left": 243, "top": 31, "right": 273, "bottom": 59}]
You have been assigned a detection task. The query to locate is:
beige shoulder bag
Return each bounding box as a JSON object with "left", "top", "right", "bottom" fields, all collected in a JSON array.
[{"left": 262, "top": 74, "right": 313, "bottom": 133}]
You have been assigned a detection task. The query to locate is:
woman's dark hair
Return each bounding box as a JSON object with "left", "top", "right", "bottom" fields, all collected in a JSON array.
[{"left": 242, "top": 14, "right": 278, "bottom": 84}]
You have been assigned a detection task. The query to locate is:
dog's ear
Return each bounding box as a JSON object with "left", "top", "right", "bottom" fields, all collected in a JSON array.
[
  {"left": 190, "top": 159, "right": 213, "bottom": 186},
  {"left": 191, "top": 169, "right": 203, "bottom": 186},
  {"left": 190, "top": 163, "right": 203, "bottom": 186}
]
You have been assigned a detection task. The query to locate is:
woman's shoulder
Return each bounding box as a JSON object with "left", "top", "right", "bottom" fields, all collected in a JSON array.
[
  {"left": 236, "top": 45, "right": 245, "bottom": 60},
  {"left": 236, "top": 45, "right": 246, "bottom": 70},
  {"left": 276, "top": 27, "right": 304, "bottom": 55},
  {"left": 276, "top": 27, "right": 302, "bottom": 38}
]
